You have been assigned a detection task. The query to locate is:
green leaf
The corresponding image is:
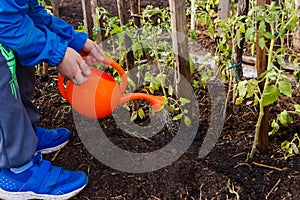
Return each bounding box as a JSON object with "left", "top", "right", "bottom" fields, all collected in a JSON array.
[
  {"left": 190, "top": 59, "right": 195, "bottom": 75},
  {"left": 255, "top": 6, "right": 265, "bottom": 11},
  {"left": 236, "top": 28, "right": 242, "bottom": 48},
  {"left": 245, "top": 27, "right": 255, "bottom": 41},
  {"left": 277, "top": 56, "right": 286, "bottom": 67},
  {"left": 184, "top": 116, "right": 191, "bottom": 127},
  {"left": 249, "top": 79, "right": 259, "bottom": 87},
  {"left": 269, "top": 119, "right": 279, "bottom": 135},
  {"left": 240, "top": 23, "right": 246, "bottom": 33},
  {"left": 277, "top": 110, "right": 289, "bottom": 126},
  {"left": 288, "top": 146, "right": 293, "bottom": 154},
  {"left": 293, "top": 57, "right": 299, "bottom": 68},
  {"left": 169, "top": 104, "right": 175, "bottom": 111},
  {"left": 261, "top": 85, "right": 280, "bottom": 107},
  {"left": 278, "top": 81, "right": 292, "bottom": 97},
  {"left": 259, "top": 37, "right": 265, "bottom": 49},
  {"left": 131, "top": 111, "right": 138, "bottom": 122},
  {"left": 276, "top": 47, "right": 287, "bottom": 54},
  {"left": 265, "top": 15, "right": 276, "bottom": 23},
  {"left": 246, "top": 87, "right": 255, "bottom": 98},
  {"left": 264, "top": 32, "right": 274, "bottom": 39},
  {"left": 127, "top": 78, "right": 137, "bottom": 91},
  {"left": 193, "top": 80, "right": 199, "bottom": 90},
  {"left": 281, "top": 141, "right": 290, "bottom": 150},
  {"left": 173, "top": 113, "right": 183, "bottom": 120},
  {"left": 258, "top": 69, "right": 270, "bottom": 79},
  {"left": 291, "top": 143, "right": 299, "bottom": 154},
  {"left": 189, "top": 30, "right": 197, "bottom": 41},
  {"left": 110, "top": 24, "right": 122, "bottom": 35},
  {"left": 265, "top": 68, "right": 277, "bottom": 81},
  {"left": 208, "top": 26, "right": 214, "bottom": 38},
  {"left": 251, "top": 43, "right": 255, "bottom": 56},
  {"left": 237, "top": 80, "right": 248, "bottom": 98},
  {"left": 235, "top": 96, "right": 244, "bottom": 105},
  {"left": 295, "top": 104, "right": 300, "bottom": 113},
  {"left": 137, "top": 108, "right": 145, "bottom": 119},
  {"left": 201, "top": 69, "right": 212, "bottom": 88},
  {"left": 254, "top": 97, "right": 259, "bottom": 106},
  {"left": 258, "top": 21, "right": 266, "bottom": 35},
  {"left": 179, "top": 97, "right": 191, "bottom": 106},
  {"left": 168, "top": 85, "right": 174, "bottom": 96}
]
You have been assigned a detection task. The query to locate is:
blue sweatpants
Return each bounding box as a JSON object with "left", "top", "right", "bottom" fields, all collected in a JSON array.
[{"left": 0, "top": 47, "right": 38, "bottom": 168}]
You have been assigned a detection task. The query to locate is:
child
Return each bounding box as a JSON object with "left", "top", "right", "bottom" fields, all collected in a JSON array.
[{"left": 0, "top": 0, "right": 103, "bottom": 199}]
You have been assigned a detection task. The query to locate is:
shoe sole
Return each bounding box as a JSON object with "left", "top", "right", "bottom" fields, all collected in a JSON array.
[
  {"left": 0, "top": 178, "right": 87, "bottom": 200},
  {"left": 38, "top": 140, "right": 69, "bottom": 154}
]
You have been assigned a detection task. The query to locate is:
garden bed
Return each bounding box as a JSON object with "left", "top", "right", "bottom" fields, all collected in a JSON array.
[{"left": 34, "top": 1, "right": 300, "bottom": 199}]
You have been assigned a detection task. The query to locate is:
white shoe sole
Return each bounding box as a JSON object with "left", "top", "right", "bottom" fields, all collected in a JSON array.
[
  {"left": 39, "top": 140, "right": 69, "bottom": 154},
  {"left": 0, "top": 179, "right": 87, "bottom": 200}
]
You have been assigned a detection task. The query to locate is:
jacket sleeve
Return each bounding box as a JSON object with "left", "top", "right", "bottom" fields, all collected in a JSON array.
[
  {"left": 27, "top": 0, "right": 88, "bottom": 52},
  {"left": 0, "top": 0, "right": 86, "bottom": 67}
]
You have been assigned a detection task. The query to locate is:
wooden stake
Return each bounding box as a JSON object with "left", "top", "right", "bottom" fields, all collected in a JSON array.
[
  {"left": 191, "top": 0, "right": 196, "bottom": 30},
  {"left": 117, "top": 0, "right": 126, "bottom": 26},
  {"left": 82, "top": 0, "right": 94, "bottom": 39},
  {"left": 91, "top": 0, "right": 105, "bottom": 45},
  {"left": 232, "top": 0, "right": 249, "bottom": 80},
  {"left": 255, "top": 0, "right": 271, "bottom": 154},
  {"left": 117, "top": 0, "right": 135, "bottom": 70},
  {"left": 169, "top": 0, "right": 190, "bottom": 82},
  {"left": 130, "top": 0, "right": 141, "bottom": 27},
  {"left": 218, "top": 0, "right": 230, "bottom": 19},
  {"left": 294, "top": 20, "right": 300, "bottom": 50}
]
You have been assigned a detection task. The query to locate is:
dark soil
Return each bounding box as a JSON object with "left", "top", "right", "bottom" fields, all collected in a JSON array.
[{"left": 34, "top": 1, "right": 300, "bottom": 199}]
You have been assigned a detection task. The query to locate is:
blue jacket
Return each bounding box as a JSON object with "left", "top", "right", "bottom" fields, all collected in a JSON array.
[{"left": 0, "top": 0, "right": 88, "bottom": 66}]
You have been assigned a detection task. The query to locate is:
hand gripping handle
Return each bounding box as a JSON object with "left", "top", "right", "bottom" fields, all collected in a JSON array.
[{"left": 57, "top": 57, "right": 128, "bottom": 100}]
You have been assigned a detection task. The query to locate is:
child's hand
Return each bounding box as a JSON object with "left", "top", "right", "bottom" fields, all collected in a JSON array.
[
  {"left": 57, "top": 47, "right": 91, "bottom": 86},
  {"left": 80, "top": 39, "right": 104, "bottom": 65}
]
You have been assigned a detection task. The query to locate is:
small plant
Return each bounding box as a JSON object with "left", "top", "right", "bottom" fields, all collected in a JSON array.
[
  {"left": 227, "top": 179, "right": 240, "bottom": 200},
  {"left": 268, "top": 104, "right": 300, "bottom": 159},
  {"left": 97, "top": 5, "right": 196, "bottom": 128},
  {"left": 281, "top": 133, "right": 300, "bottom": 160},
  {"left": 269, "top": 104, "right": 300, "bottom": 135},
  {"left": 233, "top": 2, "right": 299, "bottom": 158},
  {"left": 76, "top": 22, "right": 85, "bottom": 33}
]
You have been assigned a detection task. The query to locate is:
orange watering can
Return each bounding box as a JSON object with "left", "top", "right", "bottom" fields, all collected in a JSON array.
[{"left": 58, "top": 57, "right": 166, "bottom": 119}]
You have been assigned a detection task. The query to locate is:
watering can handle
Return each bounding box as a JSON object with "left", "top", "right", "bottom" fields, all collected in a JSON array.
[
  {"left": 58, "top": 74, "right": 67, "bottom": 100},
  {"left": 102, "top": 57, "right": 128, "bottom": 94}
]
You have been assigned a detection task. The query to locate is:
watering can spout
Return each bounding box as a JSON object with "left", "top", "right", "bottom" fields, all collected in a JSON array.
[{"left": 120, "top": 93, "right": 166, "bottom": 111}]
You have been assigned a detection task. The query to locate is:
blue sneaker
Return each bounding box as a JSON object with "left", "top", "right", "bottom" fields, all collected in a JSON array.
[
  {"left": 0, "top": 153, "right": 87, "bottom": 200},
  {"left": 34, "top": 126, "right": 71, "bottom": 154}
]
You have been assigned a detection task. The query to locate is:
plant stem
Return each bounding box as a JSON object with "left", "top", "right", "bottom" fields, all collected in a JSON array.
[
  {"left": 224, "top": 69, "right": 233, "bottom": 119},
  {"left": 151, "top": 32, "right": 167, "bottom": 97},
  {"left": 250, "top": 23, "right": 275, "bottom": 158},
  {"left": 250, "top": 99, "right": 264, "bottom": 158}
]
